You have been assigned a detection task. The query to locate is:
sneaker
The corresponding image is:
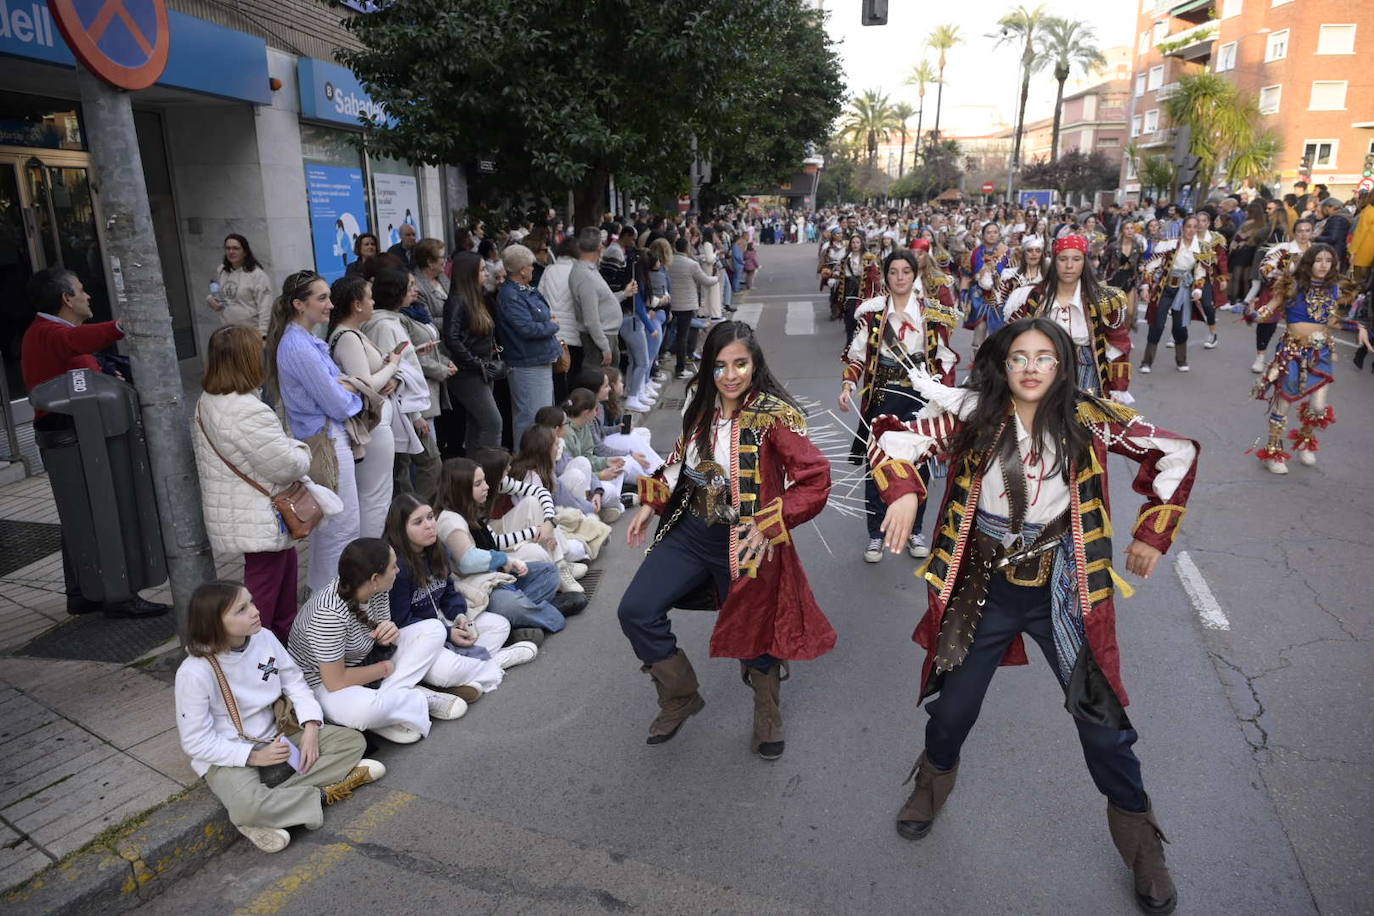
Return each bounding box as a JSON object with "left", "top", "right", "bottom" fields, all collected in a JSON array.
[
  {"left": 1203, "top": 333, "right": 1219, "bottom": 349},
  {"left": 1298, "top": 449, "right": 1316, "bottom": 466},
  {"left": 238, "top": 825, "right": 291, "bottom": 853},
  {"left": 908, "top": 533, "right": 930, "bottom": 558},
  {"left": 677, "top": 369, "right": 693, "bottom": 380},
  {"left": 569, "top": 561, "right": 589, "bottom": 580},
  {"left": 1250, "top": 353, "right": 1267, "bottom": 373},
  {"left": 1139, "top": 363, "right": 1152, "bottom": 374},
  {"left": 558, "top": 561, "right": 585, "bottom": 593},
  {"left": 418, "top": 686, "right": 467, "bottom": 721},
  {"left": 1265, "top": 459, "right": 1289, "bottom": 475},
  {"left": 552, "top": 591, "right": 588, "bottom": 616},
  {"left": 1165, "top": 340, "right": 1175, "bottom": 349},
  {"left": 495, "top": 641, "right": 539, "bottom": 669},
  {"left": 620, "top": 492, "right": 638, "bottom": 509},
  {"left": 372, "top": 722, "right": 423, "bottom": 744},
  {"left": 437, "top": 684, "right": 482, "bottom": 703},
  {"left": 322, "top": 759, "right": 385, "bottom": 805},
  {"left": 864, "top": 537, "right": 884, "bottom": 563},
  {"left": 599, "top": 504, "right": 623, "bottom": 524},
  {"left": 509, "top": 626, "right": 547, "bottom": 647},
  {"left": 1177, "top": 364, "right": 1190, "bottom": 372},
  {"left": 625, "top": 398, "right": 652, "bottom": 413}
]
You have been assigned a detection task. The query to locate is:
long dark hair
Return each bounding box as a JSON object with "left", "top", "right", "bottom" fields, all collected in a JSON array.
[
  {"left": 510, "top": 424, "right": 557, "bottom": 490},
  {"left": 434, "top": 457, "right": 484, "bottom": 525},
  {"left": 947, "top": 318, "right": 1091, "bottom": 478},
  {"left": 449, "top": 251, "right": 493, "bottom": 336},
  {"left": 371, "top": 267, "right": 410, "bottom": 311},
  {"left": 336, "top": 537, "right": 392, "bottom": 630},
  {"left": 327, "top": 275, "right": 369, "bottom": 336},
  {"left": 384, "top": 493, "right": 448, "bottom": 588},
  {"left": 222, "top": 234, "right": 260, "bottom": 273},
  {"left": 682, "top": 321, "right": 797, "bottom": 459},
  {"left": 472, "top": 448, "right": 511, "bottom": 517},
  {"left": 1276, "top": 242, "right": 1344, "bottom": 305},
  {"left": 1036, "top": 244, "right": 1106, "bottom": 306}
]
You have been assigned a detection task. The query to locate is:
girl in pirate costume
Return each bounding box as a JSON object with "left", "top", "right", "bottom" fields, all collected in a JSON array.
[
  {"left": 991, "top": 234, "right": 1047, "bottom": 314},
  {"left": 872, "top": 318, "right": 1199, "bottom": 916},
  {"left": 1137, "top": 215, "right": 1217, "bottom": 373},
  {"left": 1250, "top": 243, "right": 1355, "bottom": 475},
  {"left": 1243, "top": 218, "right": 1314, "bottom": 374},
  {"left": 817, "top": 229, "right": 847, "bottom": 320},
  {"left": 962, "top": 222, "right": 1012, "bottom": 347},
  {"left": 618, "top": 321, "right": 835, "bottom": 760},
  {"left": 838, "top": 234, "right": 870, "bottom": 341},
  {"left": 840, "top": 246, "right": 959, "bottom": 564},
  {"left": 1002, "top": 235, "right": 1133, "bottom": 401}
]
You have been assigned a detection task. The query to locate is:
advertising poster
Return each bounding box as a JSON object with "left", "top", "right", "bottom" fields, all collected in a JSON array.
[
  {"left": 374, "top": 172, "right": 420, "bottom": 247},
  {"left": 305, "top": 164, "right": 369, "bottom": 283}
]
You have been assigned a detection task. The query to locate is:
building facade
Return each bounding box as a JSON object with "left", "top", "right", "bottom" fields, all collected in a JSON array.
[{"left": 1120, "top": 0, "right": 1374, "bottom": 203}]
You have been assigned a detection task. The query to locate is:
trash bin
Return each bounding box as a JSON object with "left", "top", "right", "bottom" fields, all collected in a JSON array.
[{"left": 30, "top": 369, "right": 167, "bottom": 604}]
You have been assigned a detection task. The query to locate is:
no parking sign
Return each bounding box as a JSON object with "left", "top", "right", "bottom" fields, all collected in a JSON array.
[{"left": 49, "top": 0, "right": 171, "bottom": 91}]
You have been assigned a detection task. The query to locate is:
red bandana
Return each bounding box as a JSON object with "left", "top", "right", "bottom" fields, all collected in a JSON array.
[
  {"left": 1054, "top": 235, "right": 1089, "bottom": 255},
  {"left": 910, "top": 238, "right": 931, "bottom": 252}
]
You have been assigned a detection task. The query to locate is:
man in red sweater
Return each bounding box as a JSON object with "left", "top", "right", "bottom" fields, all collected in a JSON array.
[{"left": 21, "top": 268, "right": 168, "bottom": 619}]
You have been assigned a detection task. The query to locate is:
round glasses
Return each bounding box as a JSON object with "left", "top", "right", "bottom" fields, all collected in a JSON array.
[{"left": 1005, "top": 355, "right": 1060, "bottom": 374}]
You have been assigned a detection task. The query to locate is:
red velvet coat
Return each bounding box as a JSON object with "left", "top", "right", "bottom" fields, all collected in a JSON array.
[{"left": 638, "top": 393, "right": 837, "bottom": 661}]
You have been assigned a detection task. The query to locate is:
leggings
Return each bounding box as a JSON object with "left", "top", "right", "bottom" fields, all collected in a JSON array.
[{"left": 1256, "top": 321, "right": 1279, "bottom": 353}]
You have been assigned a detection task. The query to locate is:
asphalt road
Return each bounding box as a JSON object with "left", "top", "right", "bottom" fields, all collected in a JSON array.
[{"left": 138, "top": 241, "right": 1369, "bottom": 916}]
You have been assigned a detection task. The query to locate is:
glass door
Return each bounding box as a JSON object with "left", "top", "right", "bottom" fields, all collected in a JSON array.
[{"left": 0, "top": 161, "right": 36, "bottom": 397}]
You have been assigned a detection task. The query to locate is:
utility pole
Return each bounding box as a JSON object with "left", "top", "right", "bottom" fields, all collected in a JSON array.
[{"left": 75, "top": 64, "right": 215, "bottom": 633}]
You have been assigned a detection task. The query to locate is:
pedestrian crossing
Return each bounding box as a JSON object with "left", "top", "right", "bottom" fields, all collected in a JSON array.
[
  {"left": 733, "top": 303, "right": 762, "bottom": 327},
  {"left": 785, "top": 301, "right": 816, "bottom": 335}
]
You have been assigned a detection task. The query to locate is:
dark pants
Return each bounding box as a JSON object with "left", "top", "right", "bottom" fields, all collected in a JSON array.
[
  {"left": 617, "top": 513, "right": 775, "bottom": 671},
  {"left": 924, "top": 575, "right": 1149, "bottom": 812},
  {"left": 579, "top": 330, "right": 619, "bottom": 375},
  {"left": 864, "top": 382, "right": 930, "bottom": 539},
  {"left": 244, "top": 548, "right": 299, "bottom": 643},
  {"left": 670, "top": 311, "right": 694, "bottom": 373},
  {"left": 1146, "top": 283, "right": 1190, "bottom": 346},
  {"left": 1199, "top": 284, "right": 1217, "bottom": 328},
  {"left": 1256, "top": 321, "right": 1279, "bottom": 353},
  {"left": 447, "top": 371, "right": 502, "bottom": 453}
]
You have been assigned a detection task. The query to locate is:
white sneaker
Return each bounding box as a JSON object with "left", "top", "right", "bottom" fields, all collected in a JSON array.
[
  {"left": 418, "top": 686, "right": 467, "bottom": 721},
  {"left": 599, "top": 504, "right": 623, "bottom": 524},
  {"left": 1250, "top": 353, "right": 1267, "bottom": 373},
  {"left": 676, "top": 369, "right": 693, "bottom": 380},
  {"left": 1298, "top": 449, "right": 1316, "bottom": 466},
  {"left": 1165, "top": 340, "right": 1175, "bottom": 349},
  {"left": 372, "top": 722, "right": 423, "bottom": 743},
  {"left": 356, "top": 758, "right": 386, "bottom": 783},
  {"left": 1139, "top": 363, "right": 1152, "bottom": 374},
  {"left": 496, "top": 641, "right": 539, "bottom": 669},
  {"left": 864, "top": 537, "right": 883, "bottom": 563},
  {"left": 569, "top": 561, "right": 589, "bottom": 580},
  {"left": 238, "top": 825, "right": 290, "bottom": 853},
  {"left": 1177, "top": 364, "right": 1190, "bottom": 372},
  {"left": 1203, "top": 334, "right": 1219, "bottom": 349},
  {"left": 558, "top": 561, "right": 585, "bottom": 593},
  {"left": 908, "top": 533, "right": 930, "bottom": 558},
  {"left": 1265, "top": 459, "right": 1289, "bottom": 475},
  {"left": 626, "top": 398, "right": 652, "bottom": 413}
]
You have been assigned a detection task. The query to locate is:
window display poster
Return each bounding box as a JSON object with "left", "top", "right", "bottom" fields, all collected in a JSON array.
[
  {"left": 305, "top": 164, "right": 369, "bottom": 283},
  {"left": 374, "top": 172, "right": 420, "bottom": 247}
]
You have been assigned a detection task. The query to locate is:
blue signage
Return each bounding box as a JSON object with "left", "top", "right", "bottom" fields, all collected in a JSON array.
[
  {"left": 306, "top": 163, "right": 370, "bottom": 284},
  {"left": 0, "top": 5, "right": 269, "bottom": 104},
  {"left": 297, "top": 57, "right": 394, "bottom": 128}
]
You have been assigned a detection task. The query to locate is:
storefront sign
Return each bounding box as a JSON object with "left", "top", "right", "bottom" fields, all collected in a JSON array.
[
  {"left": 298, "top": 57, "right": 394, "bottom": 128},
  {"left": 305, "top": 164, "right": 370, "bottom": 284},
  {"left": 0, "top": 6, "right": 269, "bottom": 103},
  {"left": 374, "top": 171, "right": 419, "bottom": 247},
  {"left": 49, "top": 0, "right": 171, "bottom": 91}
]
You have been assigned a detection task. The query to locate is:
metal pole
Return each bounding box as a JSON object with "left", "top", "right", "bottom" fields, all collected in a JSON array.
[{"left": 75, "top": 64, "right": 215, "bottom": 635}]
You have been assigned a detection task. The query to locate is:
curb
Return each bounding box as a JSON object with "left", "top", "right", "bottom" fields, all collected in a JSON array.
[{"left": 2, "top": 785, "right": 236, "bottom": 915}]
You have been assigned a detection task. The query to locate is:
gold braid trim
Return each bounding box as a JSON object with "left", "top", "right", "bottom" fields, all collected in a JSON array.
[
  {"left": 1075, "top": 397, "right": 1139, "bottom": 427},
  {"left": 738, "top": 395, "right": 807, "bottom": 435},
  {"left": 1136, "top": 504, "right": 1187, "bottom": 537},
  {"left": 751, "top": 495, "right": 790, "bottom": 546},
  {"left": 638, "top": 475, "right": 672, "bottom": 509}
]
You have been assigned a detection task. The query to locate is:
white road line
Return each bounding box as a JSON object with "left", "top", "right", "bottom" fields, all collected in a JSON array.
[
  {"left": 785, "top": 301, "right": 816, "bottom": 336},
  {"left": 734, "top": 304, "right": 762, "bottom": 327},
  {"left": 1175, "top": 551, "right": 1231, "bottom": 631}
]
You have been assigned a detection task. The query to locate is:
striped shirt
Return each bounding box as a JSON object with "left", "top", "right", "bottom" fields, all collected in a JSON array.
[{"left": 287, "top": 578, "right": 390, "bottom": 688}]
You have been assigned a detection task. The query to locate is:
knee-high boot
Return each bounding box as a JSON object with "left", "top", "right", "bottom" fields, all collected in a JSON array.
[
  {"left": 643, "top": 650, "right": 705, "bottom": 746},
  {"left": 1107, "top": 798, "right": 1178, "bottom": 914},
  {"left": 742, "top": 661, "right": 786, "bottom": 760}
]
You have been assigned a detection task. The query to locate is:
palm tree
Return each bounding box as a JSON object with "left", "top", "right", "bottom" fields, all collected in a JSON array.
[
  {"left": 839, "top": 89, "right": 898, "bottom": 166},
  {"left": 1163, "top": 72, "right": 1270, "bottom": 197},
  {"left": 904, "top": 60, "right": 939, "bottom": 166},
  {"left": 892, "top": 102, "right": 917, "bottom": 176},
  {"left": 992, "top": 4, "right": 1048, "bottom": 195},
  {"left": 1034, "top": 17, "right": 1106, "bottom": 160},
  {"left": 925, "top": 25, "right": 962, "bottom": 155}
]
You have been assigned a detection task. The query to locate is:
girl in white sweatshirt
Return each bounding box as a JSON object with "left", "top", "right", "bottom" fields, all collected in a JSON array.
[{"left": 174, "top": 581, "right": 385, "bottom": 853}]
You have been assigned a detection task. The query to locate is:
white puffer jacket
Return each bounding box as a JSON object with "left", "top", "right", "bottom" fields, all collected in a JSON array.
[{"left": 192, "top": 392, "right": 311, "bottom": 556}]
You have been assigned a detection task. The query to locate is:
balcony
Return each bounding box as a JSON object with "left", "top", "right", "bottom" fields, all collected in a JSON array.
[
  {"left": 1136, "top": 127, "right": 1179, "bottom": 150},
  {"left": 1157, "top": 21, "right": 1217, "bottom": 62},
  {"left": 1168, "top": 0, "right": 1216, "bottom": 25}
]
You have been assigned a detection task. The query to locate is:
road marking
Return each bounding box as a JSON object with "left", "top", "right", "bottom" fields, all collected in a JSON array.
[
  {"left": 1175, "top": 551, "right": 1231, "bottom": 631},
  {"left": 734, "top": 303, "right": 762, "bottom": 327},
  {"left": 785, "top": 301, "right": 816, "bottom": 335}
]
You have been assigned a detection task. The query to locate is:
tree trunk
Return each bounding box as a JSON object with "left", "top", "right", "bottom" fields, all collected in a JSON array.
[
  {"left": 572, "top": 166, "right": 609, "bottom": 226},
  {"left": 898, "top": 134, "right": 907, "bottom": 177},
  {"left": 932, "top": 65, "right": 946, "bottom": 156},
  {"left": 1012, "top": 64, "right": 1032, "bottom": 177},
  {"left": 1051, "top": 66, "right": 1068, "bottom": 161},
  {"left": 915, "top": 99, "right": 924, "bottom": 166}
]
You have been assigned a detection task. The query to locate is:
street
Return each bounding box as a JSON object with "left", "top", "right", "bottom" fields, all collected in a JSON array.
[{"left": 133, "top": 241, "right": 1367, "bottom": 916}]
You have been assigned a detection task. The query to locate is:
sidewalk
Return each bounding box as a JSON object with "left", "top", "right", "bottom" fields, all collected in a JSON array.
[{"left": 0, "top": 470, "right": 243, "bottom": 904}]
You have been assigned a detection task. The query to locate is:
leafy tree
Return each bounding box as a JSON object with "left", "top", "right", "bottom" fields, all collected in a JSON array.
[
  {"left": 1033, "top": 17, "right": 1106, "bottom": 160},
  {"left": 889, "top": 139, "right": 964, "bottom": 202},
  {"left": 892, "top": 102, "right": 917, "bottom": 176},
  {"left": 991, "top": 4, "right": 1048, "bottom": 192},
  {"left": 925, "top": 25, "right": 961, "bottom": 154},
  {"left": 904, "top": 60, "right": 939, "bottom": 166},
  {"left": 339, "top": 0, "right": 843, "bottom": 224},
  {"left": 840, "top": 89, "right": 899, "bottom": 166},
  {"left": 1162, "top": 72, "right": 1278, "bottom": 199},
  {"left": 1021, "top": 150, "right": 1119, "bottom": 198}
]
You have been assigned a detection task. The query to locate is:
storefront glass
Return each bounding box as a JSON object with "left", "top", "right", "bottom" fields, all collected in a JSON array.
[{"left": 301, "top": 123, "right": 370, "bottom": 282}]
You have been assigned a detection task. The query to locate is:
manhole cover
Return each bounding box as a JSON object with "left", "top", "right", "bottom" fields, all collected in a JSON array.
[
  {"left": 17, "top": 610, "right": 177, "bottom": 664},
  {"left": 0, "top": 519, "right": 61, "bottom": 578},
  {"left": 579, "top": 568, "right": 604, "bottom": 601}
]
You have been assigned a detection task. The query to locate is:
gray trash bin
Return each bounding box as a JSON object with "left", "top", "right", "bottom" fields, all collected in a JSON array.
[{"left": 30, "top": 369, "right": 167, "bottom": 604}]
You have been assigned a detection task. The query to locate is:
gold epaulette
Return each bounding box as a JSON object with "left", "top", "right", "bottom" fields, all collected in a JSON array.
[
  {"left": 1076, "top": 396, "right": 1139, "bottom": 427},
  {"left": 739, "top": 394, "right": 807, "bottom": 435}
]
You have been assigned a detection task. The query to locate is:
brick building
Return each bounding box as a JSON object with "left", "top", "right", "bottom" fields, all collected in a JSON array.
[{"left": 1120, "top": 0, "right": 1374, "bottom": 203}]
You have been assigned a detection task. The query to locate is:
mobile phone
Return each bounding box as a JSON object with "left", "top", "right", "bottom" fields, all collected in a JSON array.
[
  {"left": 392, "top": 340, "right": 411, "bottom": 354},
  {"left": 621, "top": 415, "right": 632, "bottom": 435}
]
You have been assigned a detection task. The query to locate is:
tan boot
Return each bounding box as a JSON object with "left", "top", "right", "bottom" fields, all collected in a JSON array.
[
  {"left": 742, "top": 661, "right": 787, "bottom": 760},
  {"left": 643, "top": 650, "right": 705, "bottom": 745},
  {"left": 895, "top": 752, "right": 959, "bottom": 840},
  {"left": 1107, "top": 799, "right": 1178, "bottom": 914}
]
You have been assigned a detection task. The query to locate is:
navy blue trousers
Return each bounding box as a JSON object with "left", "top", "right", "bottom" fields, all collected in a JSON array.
[
  {"left": 924, "top": 575, "right": 1149, "bottom": 812},
  {"left": 864, "top": 382, "right": 930, "bottom": 539}
]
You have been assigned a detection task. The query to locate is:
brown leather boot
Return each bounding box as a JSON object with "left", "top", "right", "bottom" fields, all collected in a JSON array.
[
  {"left": 742, "top": 661, "right": 787, "bottom": 760},
  {"left": 895, "top": 752, "right": 959, "bottom": 840},
  {"left": 643, "top": 650, "right": 705, "bottom": 745},
  {"left": 1107, "top": 799, "right": 1178, "bottom": 914}
]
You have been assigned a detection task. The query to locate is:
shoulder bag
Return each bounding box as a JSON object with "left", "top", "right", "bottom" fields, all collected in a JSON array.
[
  {"left": 206, "top": 655, "right": 301, "bottom": 786},
  {"left": 197, "top": 411, "right": 324, "bottom": 540}
]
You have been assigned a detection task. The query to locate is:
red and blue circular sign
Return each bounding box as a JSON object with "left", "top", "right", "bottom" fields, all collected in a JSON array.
[{"left": 49, "top": 0, "right": 171, "bottom": 91}]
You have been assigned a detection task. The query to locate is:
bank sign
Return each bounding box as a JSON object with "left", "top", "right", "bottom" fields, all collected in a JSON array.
[{"left": 298, "top": 57, "right": 395, "bottom": 128}]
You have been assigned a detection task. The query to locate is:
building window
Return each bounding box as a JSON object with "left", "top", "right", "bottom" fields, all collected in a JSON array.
[
  {"left": 1152, "top": 20, "right": 1169, "bottom": 45},
  {"left": 1135, "top": 74, "right": 1146, "bottom": 96},
  {"left": 1258, "top": 85, "right": 1282, "bottom": 115},
  {"left": 1216, "top": 42, "right": 1237, "bottom": 72},
  {"left": 1316, "top": 25, "right": 1357, "bottom": 55},
  {"left": 1143, "top": 109, "right": 1159, "bottom": 133},
  {"left": 1139, "top": 30, "right": 1151, "bottom": 56},
  {"left": 1221, "top": 0, "right": 1242, "bottom": 18},
  {"left": 1126, "top": 158, "right": 1139, "bottom": 181},
  {"left": 1265, "top": 30, "right": 1289, "bottom": 61},
  {"left": 1303, "top": 141, "right": 1337, "bottom": 169},
  {"left": 1308, "top": 81, "right": 1348, "bottom": 111},
  {"left": 1131, "top": 115, "right": 1143, "bottom": 137},
  {"left": 1098, "top": 136, "right": 1120, "bottom": 147},
  {"left": 1272, "top": 0, "right": 1294, "bottom": 6},
  {"left": 1147, "top": 65, "right": 1164, "bottom": 90}
]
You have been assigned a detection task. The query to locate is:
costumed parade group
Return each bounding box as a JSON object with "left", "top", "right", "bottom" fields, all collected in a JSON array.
[{"left": 612, "top": 196, "right": 1369, "bottom": 915}]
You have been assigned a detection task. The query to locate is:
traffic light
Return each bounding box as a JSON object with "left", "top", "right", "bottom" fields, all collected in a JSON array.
[
  {"left": 862, "top": 0, "right": 888, "bottom": 25},
  {"left": 1363, "top": 152, "right": 1373, "bottom": 179},
  {"left": 1299, "top": 152, "right": 1313, "bottom": 181}
]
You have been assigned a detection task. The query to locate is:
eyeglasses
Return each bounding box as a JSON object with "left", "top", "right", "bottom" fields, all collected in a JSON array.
[{"left": 1005, "top": 354, "right": 1060, "bottom": 373}]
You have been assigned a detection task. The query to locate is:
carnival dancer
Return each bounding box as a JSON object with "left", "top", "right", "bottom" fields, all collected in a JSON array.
[
  {"left": 1244, "top": 218, "right": 1313, "bottom": 373},
  {"left": 618, "top": 321, "right": 835, "bottom": 759},
  {"left": 1250, "top": 243, "right": 1353, "bottom": 475},
  {"left": 840, "top": 246, "right": 959, "bottom": 564},
  {"left": 992, "top": 235, "right": 1047, "bottom": 313},
  {"left": 837, "top": 234, "right": 868, "bottom": 337},
  {"left": 1137, "top": 215, "right": 1216, "bottom": 373},
  {"left": 1104, "top": 224, "right": 1145, "bottom": 329},
  {"left": 1003, "top": 235, "right": 1132, "bottom": 400},
  {"left": 1194, "top": 209, "right": 1229, "bottom": 349},
  {"left": 873, "top": 318, "right": 1198, "bottom": 916},
  {"left": 818, "top": 229, "right": 846, "bottom": 320},
  {"left": 961, "top": 222, "right": 1012, "bottom": 348}
]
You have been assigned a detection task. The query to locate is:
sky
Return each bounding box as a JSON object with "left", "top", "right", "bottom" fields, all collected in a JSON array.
[{"left": 822, "top": 0, "right": 1140, "bottom": 138}]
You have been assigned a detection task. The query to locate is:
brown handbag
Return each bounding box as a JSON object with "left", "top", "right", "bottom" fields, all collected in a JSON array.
[
  {"left": 553, "top": 341, "right": 572, "bottom": 374},
  {"left": 197, "top": 412, "right": 324, "bottom": 540}
]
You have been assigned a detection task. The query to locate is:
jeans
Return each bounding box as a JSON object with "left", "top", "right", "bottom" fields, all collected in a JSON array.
[
  {"left": 670, "top": 311, "right": 694, "bottom": 372},
  {"left": 1146, "top": 282, "right": 1190, "bottom": 346},
  {"left": 864, "top": 383, "right": 930, "bottom": 539},
  {"left": 484, "top": 561, "right": 566, "bottom": 632},
  {"left": 923, "top": 574, "right": 1149, "bottom": 812},
  {"left": 620, "top": 314, "right": 650, "bottom": 398},
  {"left": 507, "top": 364, "right": 553, "bottom": 450},
  {"left": 447, "top": 370, "right": 503, "bottom": 452},
  {"left": 645, "top": 313, "right": 665, "bottom": 366}
]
